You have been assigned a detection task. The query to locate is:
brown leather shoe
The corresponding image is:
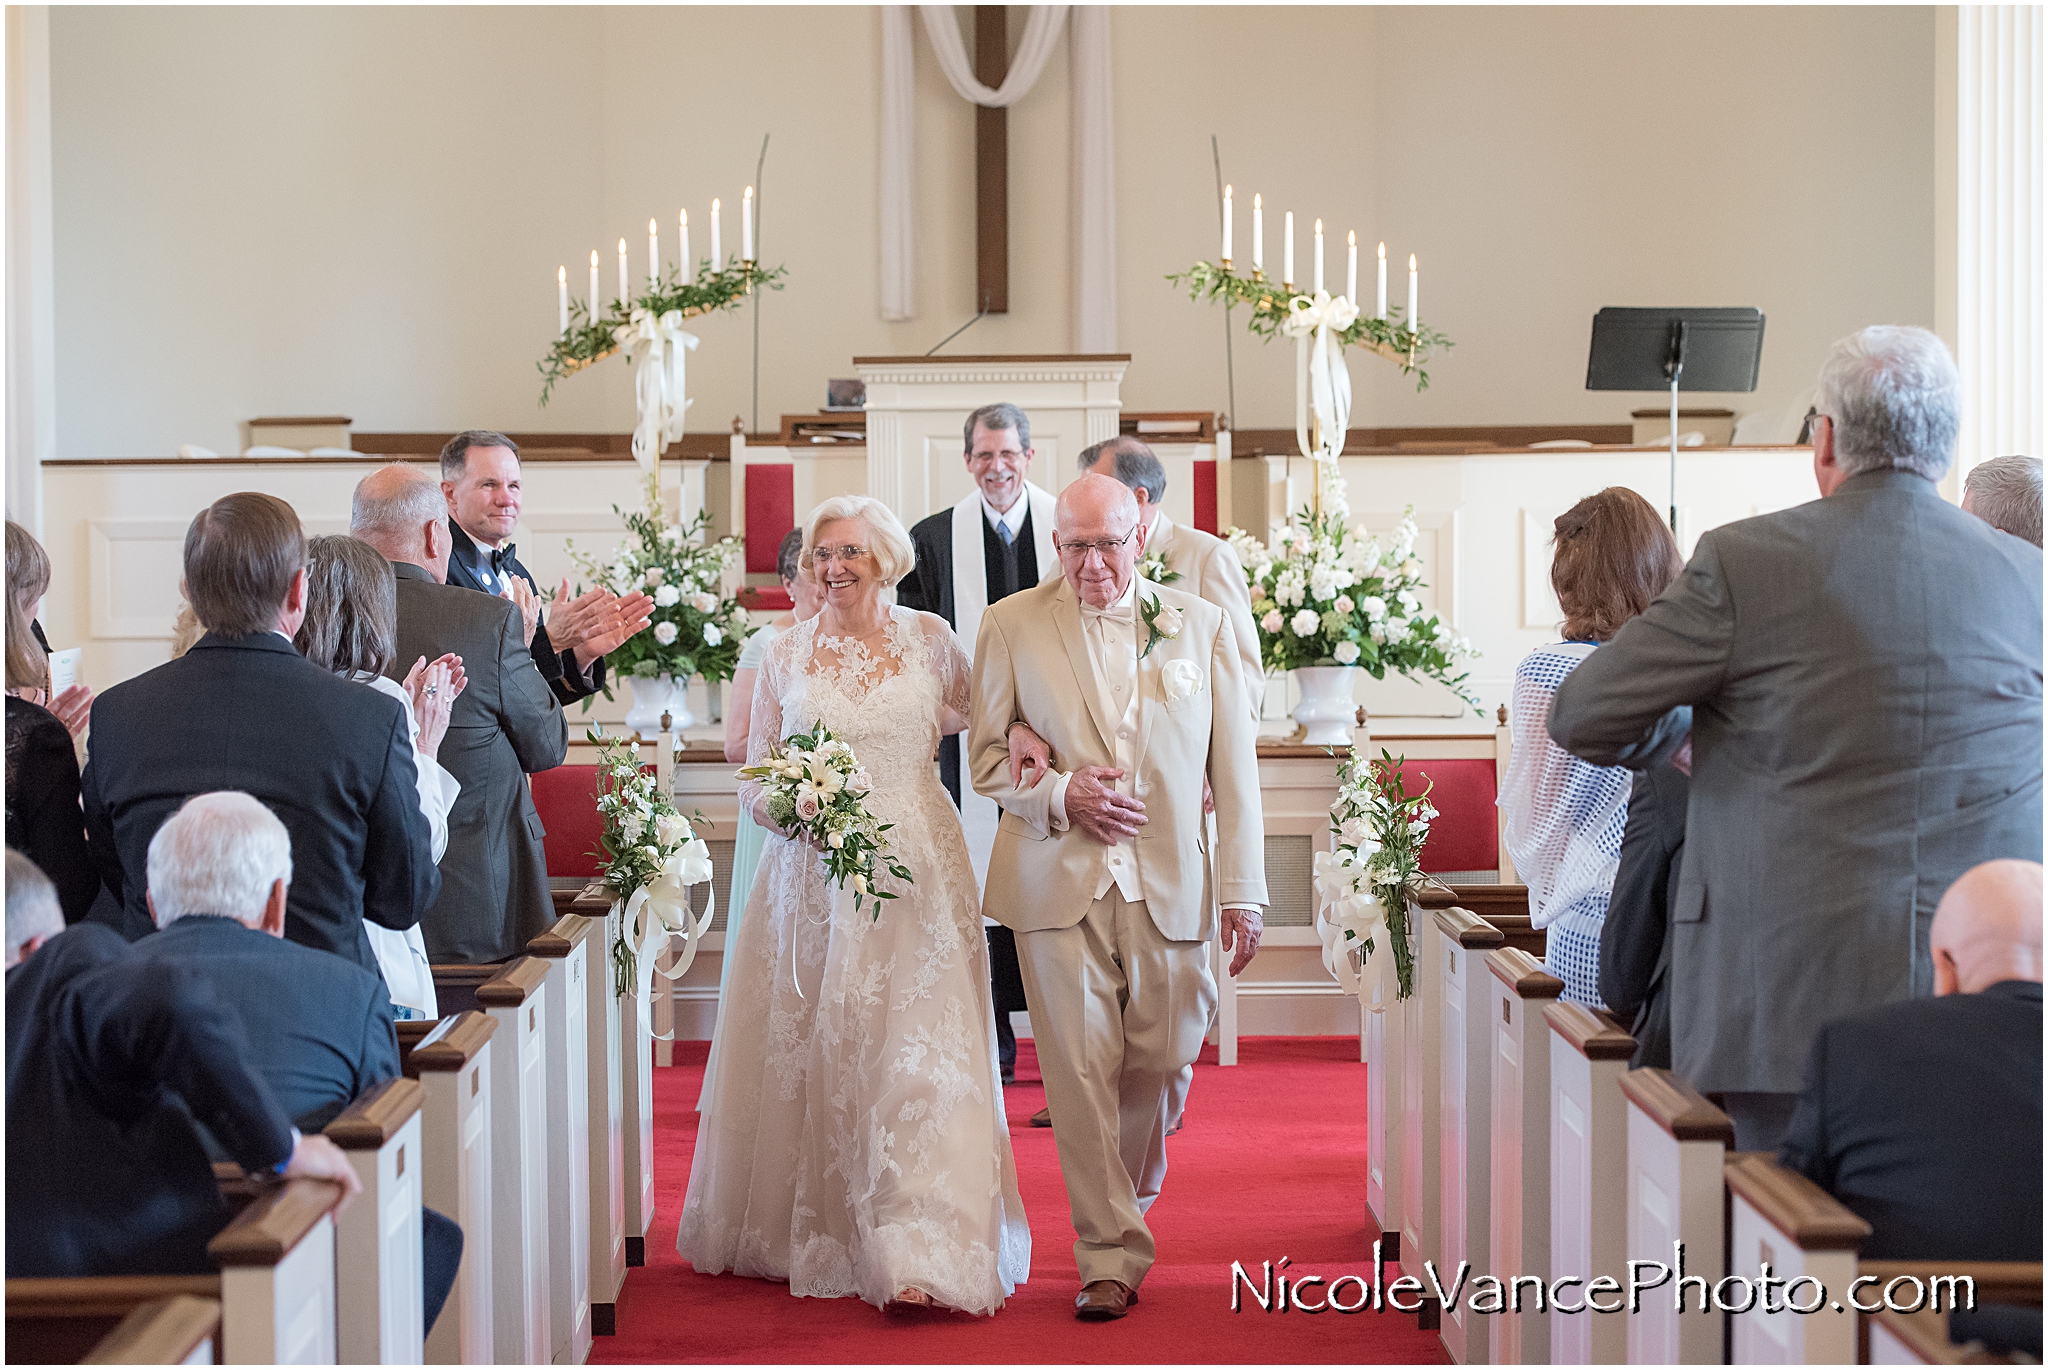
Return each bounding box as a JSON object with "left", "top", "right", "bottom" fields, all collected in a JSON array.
[
  {"left": 1030, "top": 1105, "right": 1052, "bottom": 1128},
  {"left": 1075, "top": 1280, "right": 1136, "bottom": 1320}
]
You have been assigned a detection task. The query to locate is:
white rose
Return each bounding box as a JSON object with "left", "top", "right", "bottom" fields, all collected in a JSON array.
[
  {"left": 1361, "top": 596, "right": 1387, "bottom": 620},
  {"left": 1152, "top": 604, "right": 1184, "bottom": 639},
  {"left": 652, "top": 621, "right": 679, "bottom": 646},
  {"left": 655, "top": 812, "right": 692, "bottom": 847},
  {"left": 1290, "top": 608, "right": 1321, "bottom": 637},
  {"left": 1334, "top": 594, "right": 1355, "bottom": 616},
  {"left": 1333, "top": 639, "right": 1361, "bottom": 665},
  {"left": 1397, "top": 590, "right": 1420, "bottom": 614},
  {"left": 661, "top": 524, "right": 685, "bottom": 544},
  {"left": 1338, "top": 814, "right": 1373, "bottom": 848},
  {"left": 653, "top": 584, "right": 681, "bottom": 608},
  {"left": 1261, "top": 609, "right": 1283, "bottom": 634},
  {"left": 692, "top": 592, "right": 720, "bottom": 614},
  {"left": 702, "top": 624, "right": 722, "bottom": 646},
  {"left": 1386, "top": 616, "right": 1409, "bottom": 637},
  {"left": 644, "top": 567, "right": 665, "bottom": 587}
]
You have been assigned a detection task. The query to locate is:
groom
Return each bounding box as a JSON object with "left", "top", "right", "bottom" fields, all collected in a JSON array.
[{"left": 970, "top": 473, "right": 1267, "bottom": 1320}]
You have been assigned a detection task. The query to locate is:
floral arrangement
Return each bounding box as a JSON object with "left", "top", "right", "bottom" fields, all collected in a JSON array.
[
  {"left": 589, "top": 727, "right": 714, "bottom": 997},
  {"left": 1315, "top": 748, "right": 1438, "bottom": 1002},
  {"left": 1167, "top": 260, "right": 1452, "bottom": 391},
  {"left": 538, "top": 259, "right": 784, "bottom": 404},
  {"left": 568, "top": 505, "right": 747, "bottom": 696},
  {"left": 1139, "top": 595, "right": 1183, "bottom": 659},
  {"left": 736, "top": 723, "right": 913, "bottom": 919},
  {"left": 1136, "top": 548, "right": 1182, "bottom": 585},
  {"left": 1226, "top": 482, "right": 1479, "bottom": 712}
]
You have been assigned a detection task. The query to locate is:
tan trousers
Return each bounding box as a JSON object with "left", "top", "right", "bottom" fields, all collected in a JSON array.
[{"left": 1015, "top": 890, "right": 1217, "bottom": 1289}]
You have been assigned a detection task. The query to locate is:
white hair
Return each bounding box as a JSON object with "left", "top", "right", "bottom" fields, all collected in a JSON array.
[
  {"left": 147, "top": 791, "right": 294, "bottom": 928},
  {"left": 802, "top": 495, "right": 916, "bottom": 588},
  {"left": 6, "top": 849, "right": 63, "bottom": 962},
  {"left": 1964, "top": 455, "right": 2043, "bottom": 547},
  {"left": 1815, "top": 325, "right": 1962, "bottom": 481},
  {"left": 350, "top": 463, "right": 448, "bottom": 543}
]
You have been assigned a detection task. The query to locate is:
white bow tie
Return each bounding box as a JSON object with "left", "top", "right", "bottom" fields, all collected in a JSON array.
[{"left": 1080, "top": 600, "right": 1134, "bottom": 626}]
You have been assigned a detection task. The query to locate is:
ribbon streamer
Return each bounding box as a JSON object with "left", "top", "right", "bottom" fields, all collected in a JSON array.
[
  {"left": 1282, "top": 290, "right": 1358, "bottom": 463},
  {"left": 612, "top": 308, "right": 700, "bottom": 470},
  {"left": 622, "top": 837, "right": 716, "bottom": 1039}
]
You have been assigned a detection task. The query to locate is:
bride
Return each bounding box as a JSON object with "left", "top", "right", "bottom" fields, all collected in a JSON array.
[{"left": 677, "top": 494, "right": 1030, "bottom": 1314}]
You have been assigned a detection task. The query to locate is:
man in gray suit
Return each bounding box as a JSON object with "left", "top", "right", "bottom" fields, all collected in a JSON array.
[
  {"left": 351, "top": 465, "right": 568, "bottom": 963},
  {"left": 1549, "top": 325, "right": 2043, "bottom": 1150}
]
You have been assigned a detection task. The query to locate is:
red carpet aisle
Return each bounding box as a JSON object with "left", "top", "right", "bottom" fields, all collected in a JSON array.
[{"left": 593, "top": 1036, "right": 1447, "bottom": 1365}]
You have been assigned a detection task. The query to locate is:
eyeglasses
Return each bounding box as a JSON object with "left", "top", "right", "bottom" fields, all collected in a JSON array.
[
  {"left": 810, "top": 545, "right": 870, "bottom": 566},
  {"left": 967, "top": 449, "right": 1027, "bottom": 465},
  {"left": 1056, "top": 529, "right": 1137, "bottom": 562}
]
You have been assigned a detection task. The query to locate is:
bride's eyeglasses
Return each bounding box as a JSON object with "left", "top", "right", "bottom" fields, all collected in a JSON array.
[{"left": 811, "top": 545, "right": 870, "bottom": 565}]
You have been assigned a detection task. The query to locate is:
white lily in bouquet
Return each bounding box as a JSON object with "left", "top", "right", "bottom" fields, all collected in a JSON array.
[
  {"left": 736, "top": 723, "right": 912, "bottom": 920},
  {"left": 1316, "top": 746, "right": 1439, "bottom": 1007}
]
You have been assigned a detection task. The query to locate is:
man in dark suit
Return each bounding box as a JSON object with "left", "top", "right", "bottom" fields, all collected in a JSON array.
[
  {"left": 1599, "top": 747, "right": 1690, "bottom": 1070},
  {"left": 436, "top": 430, "right": 651, "bottom": 705},
  {"left": 353, "top": 464, "right": 568, "bottom": 963},
  {"left": 1779, "top": 860, "right": 2042, "bottom": 1260},
  {"left": 895, "top": 402, "right": 1057, "bottom": 1083},
  {"left": 1549, "top": 326, "right": 2043, "bottom": 1150},
  {"left": 123, "top": 793, "right": 461, "bottom": 1328},
  {"left": 80, "top": 493, "right": 439, "bottom": 973},
  {"left": 5, "top": 848, "right": 362, "bottom": 1278}
]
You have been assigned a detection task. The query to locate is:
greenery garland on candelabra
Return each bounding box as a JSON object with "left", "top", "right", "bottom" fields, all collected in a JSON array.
[
  {"left": 1168, "top": 259, "right": 1453, "bottom": 391},
  {"left": 538, "top": 259, "right": 785, "bottom": 404}
]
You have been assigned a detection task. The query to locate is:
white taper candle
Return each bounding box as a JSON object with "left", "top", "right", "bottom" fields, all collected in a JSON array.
[
  {"left": 742, "top": 186, "right": 754, "bottom": 262},
  {"left": 617, "top": 239, "right": 628, "bottom": 307},
  {"left": 1283, "top": 211, "right": 1294, "bottom": 287},
  {"left": 711, "top": 198, "right": 722, "bottom": 266},
  {"left": 589, "top": 250, "right": 600, "bottom": 325},
  {"left": 1222, "top": 184, "right": 1233, "bottom": 263},
  {"left": 557, "top": 266, "right": 568, "bottom": 336},
  {"left": 1408, "top": 253, "right": 1419, "bottom": 329},
  {"left": 648, "top": 218, "right": 659, "bottom": 287},
  {"left": 1347, "top": 231, "right": 1358, "bottom": 306},
  {"left": 680, "top": 209, "right": 690, "bottom": 277},
  {"left": 1252, "top": 193, "right": 1263, "bottom": 271},
  {"left": 1376, "top": 242, "right": 1387, "bottom": 319},
  {"left": 1314, "top": 219, "right": 1324, "bottom": 293}
]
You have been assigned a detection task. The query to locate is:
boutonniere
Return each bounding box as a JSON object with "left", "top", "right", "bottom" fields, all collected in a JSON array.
[
  {"left": 1139, "top": 594, "right": 1184, "bottom": 659},
  {"left": 1137, "top": 550, "right": 1183, "bottom": 584}
]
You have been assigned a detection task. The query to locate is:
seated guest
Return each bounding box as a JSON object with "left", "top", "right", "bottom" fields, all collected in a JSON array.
[
  {"left": 1598, "top": 752, "right": 1689, "bottom": 1069},
  {"left": 80, "top": 493, "right": 438, "bottom": 969},
  {"left": 5, "top": 847, "right": 361, "bottom": 1278},
  {"left": 6, "top": 522, "right": 101, "bottom": 923},
  {"left": 7, "top": 520, "right": 92, "bottom": 739},
  {"left": 125, "top": 792, "right": 463, "bottom": 1330},
  {"left": 1779, "top": 860, "right": 2042, "bottom": 1260},
  {"left": 295, "top": 534, "right": 465, "bottom": 1017},
  {"left": 351, "top": 465, "right": 566, "bottom": 962},
  {"left": 1962, "top": 454, "right": 2042, "bottom": 547},
  {"left": 1550, "top": 326, "right": 2043, "bottom": 1151},
  {"left": 1499, "top": 487, "right": 1682, "bottom": 1006}
]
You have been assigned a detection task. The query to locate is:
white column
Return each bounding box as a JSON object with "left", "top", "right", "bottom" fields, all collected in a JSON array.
[
  {"left": 5, "top": 5, "right": 57, "bottom": 529},
  {"left": 1070, "top": 5, "right": 1117, "bottom": 353}
]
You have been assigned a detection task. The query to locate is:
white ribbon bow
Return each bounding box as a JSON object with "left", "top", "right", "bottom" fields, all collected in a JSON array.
[
  {"left": 612, "top": 308, "right": 700, "bottom": 471},
  {"left": 1282, "top": 290, "right": 1358, "bottom": 464},
  {"left": 621, "top": 837, "right": 715, "bottom": 1039}
]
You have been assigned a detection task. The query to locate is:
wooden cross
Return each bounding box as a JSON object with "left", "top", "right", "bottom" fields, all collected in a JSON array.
[{"left": 975, "top": 5, "right": 1008, "bottom": 313}]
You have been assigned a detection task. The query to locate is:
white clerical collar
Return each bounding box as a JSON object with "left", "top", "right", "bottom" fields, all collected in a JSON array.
[{"left": 981, "top": 492, "right": 1028, "bottom": 540}]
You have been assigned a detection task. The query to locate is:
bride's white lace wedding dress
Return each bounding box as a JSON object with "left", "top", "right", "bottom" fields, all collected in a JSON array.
[{"left": 676, "top": 606, "right": 1031, "bottom": 1314}]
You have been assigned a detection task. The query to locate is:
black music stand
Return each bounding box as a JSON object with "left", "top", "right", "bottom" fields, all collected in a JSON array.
[{"left": 1586, "top": 307, "right": 1766, "bottom": 530}]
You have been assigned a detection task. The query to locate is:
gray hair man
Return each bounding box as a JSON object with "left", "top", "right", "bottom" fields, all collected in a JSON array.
[
  {"left": 146, "top": 790, "right": 295, "bottom": 934},
  {"left": 6, "top": 849, "right": 65, "bottom": 969},
  {"left": 1962, "top": 455, "right": 2043, "bottom": 547},
  {"left": 1548, "top": 324, "right": 2042, "bottom": 1151}
]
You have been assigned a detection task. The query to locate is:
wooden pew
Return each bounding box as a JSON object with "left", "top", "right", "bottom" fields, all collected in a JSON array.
[
  {"left": 1399, "top": 893, "right": 1446, "bottom": 1323},
  {"left": 525, "top": 916, "right": 595, "bottom": 1364},
  {"left": 399, "top": 1011, "right": 496, "bottom": 1366},
  {"left": 1436, "top": 905, "right": 1505, "bottom": 1363},
  {"left": 475, "top": 958, "right": 555, "bottom": 1365},
  {"left": 80, "top": 1294, "right": 221, "bottom": 1365},
  {"left": 1618, "top": 1068, "right": 1733, "bottom": 1364},
  {"left": 1487, "top": 947, "right": 1564, "bottom": 1365},
  {"left": 322, "top": 1077, "right": 427, "bottom": 1364},
  {"left": 1867, "top": 1304, "right": 2038, "bottom": 1365},
  {"left": 569, "top": 883, "right": 657, "bottom": 1269},
  {"left": 1365, "top": 953, "right": 1404, "bottom": 1258},
  {"left": 6, "top": 1179, "right": 346, "bottom": 1364},
  {"left": 568, "top": 885, "right": 629, "bottom": 1332},
  {"left": 1546, "top": 1000, "right": 1635, "bottom": 1365}
]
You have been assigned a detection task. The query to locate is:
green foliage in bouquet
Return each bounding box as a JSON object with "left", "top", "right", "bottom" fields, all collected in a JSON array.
[
  {"left": 589, "top": 727, "right": 711, "bottom": 996},
  {"left": 568, "top": 506, "right": 748, "bottom": 699},
  {"left": 1318, "top": 748, "right": 1439, "bottom": 1001},
  {"left": 736, "top": 723, "right": 913, "bottom": 920}
]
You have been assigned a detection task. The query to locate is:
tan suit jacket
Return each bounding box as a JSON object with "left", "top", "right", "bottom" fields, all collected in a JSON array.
[
  {"left": 1148, "top": 511, "right": 1263, "bottom": 722},
  {"left": 970, "top": 576, "right": 1266, "bottom": 943}
]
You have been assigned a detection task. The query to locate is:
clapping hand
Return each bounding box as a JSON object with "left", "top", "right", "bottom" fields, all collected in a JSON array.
[
  {"left": 1006, "top": 722, "right": 1052, "bottom": 790},
  {"left": 47, "top": 684, "right": 92, "bottom": 740},
  {"left": 570, "top": 590, "right": 655, "bottom": 669},
  {"left": 500, "top": 578, "right": 541, "bottom": 647},
  {"left": 1064, "top": 765, "right": 1147, "bottom": 845},
  {"left": 402, "top": 654, "right": 465, "bottom": 757}
]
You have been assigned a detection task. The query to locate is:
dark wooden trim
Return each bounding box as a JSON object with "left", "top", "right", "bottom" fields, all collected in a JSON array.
[
  {"left": 407, "top": 1011, "right": 497, "bottom": 1075},
  {"left": 352, "top": 431, "right": 738, "bottom": 460},
  {"left": 1858, "top": 1261, "right": 2045, "bottom": 1310},
  {"left": 1483, "top": 912, "right": 1545, "bottom": 959},
  {"left": 526, "top": 914, "right": 587, "bottom": 959},
  {"left": 395, "top": 1018, "right": 436, "bottom": 1076},
  {"left": 974, "top": 4, "right": 1008, "bottom": 314},
  {"left": 206, "top": 1178, "right": 344, "bottom": 1267},
  {"left": 324, "top": 1076, "right": 424, "bottom": 1150},
  {"left": 476, "top": 956, "right": 549, "bottom": 1007},
  {"left": 5, "top": 1275, "right": 221, "bottom": 1319},
  {"left": 550, "top": 887, "right": 585, "bottom": 916},
  {"left": 1486, "top": 947, "right": 1564, "bottom": 998},
  {"left": 79, "top": 1294, "right": 221, "bottom": 1365},
  {"left": 1618, "top": 1067, "right": 1735, "bottom": 1144},
  {"left": 1432, "top": 905, "right": 1504, "bottom": 949},
  {"left": 851, "top": 353, "right": 1133, "bottom": 366},
  {"left": 1544, "top": 1000, "right": 1636, "bottom": 1059},
  {"left": 1231, "top": 424, "right": 1638, "bottom": 456},
  {"left": 1723, "top": 1152, "right": 1871, "bottom": 1251},
  {"left": 571, "top": 882, "right": 614, "bottom": 918}
]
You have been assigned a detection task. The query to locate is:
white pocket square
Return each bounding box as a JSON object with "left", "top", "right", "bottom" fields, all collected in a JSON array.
[{"left": 1161, "top": 658, "right": 1204, "bottom": 703}]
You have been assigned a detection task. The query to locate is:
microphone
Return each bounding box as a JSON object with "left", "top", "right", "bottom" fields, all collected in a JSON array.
[{"left": 926, "top": 291, "right": 993, "bottom": 357}]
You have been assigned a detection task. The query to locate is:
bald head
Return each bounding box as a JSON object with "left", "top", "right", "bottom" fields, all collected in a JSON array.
[
  {"left": 350, "top": 464, "right": 451, "bottom": 582},
  {"left": 1930, "top": 860, "right": 2043, "bottom": 996},
  {"left": 1054, "top": 473, "right": 1144, "bottom": 608}
]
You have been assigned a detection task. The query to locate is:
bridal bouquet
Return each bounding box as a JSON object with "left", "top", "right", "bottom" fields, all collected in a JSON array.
[
  {"left": 737, "top": 724, "right": 912, "bottom": 919},
  {"left": 590, "top": 727, "right": 715, "bottom": 998},
  {"left": 1315, "top": 748, "right": 1437, "bottom": 1005}
]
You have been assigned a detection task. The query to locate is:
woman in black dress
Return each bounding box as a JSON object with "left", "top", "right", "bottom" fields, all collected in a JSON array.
[{"left": 6, "top": 520, "right": 100, "bottom": 923}]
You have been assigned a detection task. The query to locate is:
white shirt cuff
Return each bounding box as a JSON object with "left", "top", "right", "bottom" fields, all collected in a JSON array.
[{"left": 1049, "top": 771, "right": 1073, "bottom": 832}]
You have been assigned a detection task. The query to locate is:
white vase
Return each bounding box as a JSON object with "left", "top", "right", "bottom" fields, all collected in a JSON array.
[
  {"left": 1291, "top": 665, "right": 1362, "bottom": 746},
  {"left": 623, "top": 673, "right": 694, "bottom": 737}
]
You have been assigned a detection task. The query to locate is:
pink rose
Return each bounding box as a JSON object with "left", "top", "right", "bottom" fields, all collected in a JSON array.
[
  {"left": 849, "top": 769, "right": 873, "bottom": 795},
  {"left": 795, "top": 792, "right": 822, "bottom": 822}
]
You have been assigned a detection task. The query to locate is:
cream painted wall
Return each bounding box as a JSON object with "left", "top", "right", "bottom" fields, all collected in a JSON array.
[{"left": 48, "top": 6, "right": 1935, "bottom": 457}]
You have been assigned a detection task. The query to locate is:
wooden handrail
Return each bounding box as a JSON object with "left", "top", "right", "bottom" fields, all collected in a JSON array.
[
  {"left": 323, "top": 1076, "right": 424, "bottom": 1150},
  {"left": 406, "top": 1010, "right": 496, "bottom": 1075},
  {"left": 80, "top": 1294, "right": 221, "bottom": 1365},
  {"left": 1432, "top": 905, "right": 1505, "bottom": 948},
  {"left": 1724, "top": 1151, "right": 1872, "bottom": 1251},
  {"left": 204, "top": 1177, "right": 345, "bottom": 1268},
  {"left": 1545, "top": 1000, "right": 1637, "bottom": 1060},
  {"left": 1868, "top": 1307, "right": 1973, "bottom": 1363},
  {"left": 395, "top": 1018, "right": 436, "bottom": 1074},
  {"left": 1415, "top": 882, "right": 1529, "bottom": 917},
  {"left": 570, "top": 881, "right": 612, "bottom": 917},
  {"left": 1487, "top": 947, "right": 1564, "bottom": 998},
  {"left": 429, "top": 963, "right": 498, "bottom": 1016},
  {"left": 476, "top": 956, "right": 550, "bottom": 1007},
  {"left": 527, "top": 914, "right": 590, "bottom": 959},
  {"left": 5, "top": 1275, "right": 221, "bottom": 1318},
  {"left": 1618, "top": 1068, "right": 1735, "bottom": 1145},
  {"left": 1858, "top": 1262, "right": 2045, "bottom": 1310}
]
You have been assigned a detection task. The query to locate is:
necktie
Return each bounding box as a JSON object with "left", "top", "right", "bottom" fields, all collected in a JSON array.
[{"left": 998, "top": 519, "right": 1015, "bottom": 547}]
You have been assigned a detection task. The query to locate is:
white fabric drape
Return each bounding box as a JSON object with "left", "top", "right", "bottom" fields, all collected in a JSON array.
[
  {"left": 1069, "top": 5, "right": 1117, "bottom": 352},
  {"left": 919, "top": 4, "right": 1067, "bottom": 106},
  {"left": 879, "top": 5, "right": 918, "bottom": 321}
]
